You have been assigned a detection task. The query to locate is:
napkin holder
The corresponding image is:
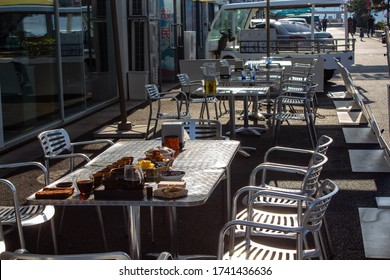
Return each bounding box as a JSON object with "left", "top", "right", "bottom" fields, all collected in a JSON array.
[
  {"left": 220, "top": 65, "right": 231, "bottom": 79},
  {"left": 234, "top": 59, "right": 244, "bottom": 71},
  {"left": 161, "top": 122, "right": 185, "bottom": 149}
]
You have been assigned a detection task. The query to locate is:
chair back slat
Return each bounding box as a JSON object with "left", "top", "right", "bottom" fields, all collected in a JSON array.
[
  {"left": 37, "top": 129, "right": 72, "bottom": 157},
  {"left": 303, "top": 179, "right": 339, "bottom": 232},
  {"left": 177, "top": 74, "right": 190, "bottom": 86},
  {"left": 302, "top": 153, "right": 328, "bottom": 195},
  {"left": 145, "top": 84, "right": 161, "bottom": 100},
  {"left": 182, "top": 119, "right": 222, "bottom": 140}
]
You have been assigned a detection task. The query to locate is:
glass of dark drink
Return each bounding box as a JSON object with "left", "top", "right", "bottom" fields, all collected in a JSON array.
[
  {"left": 124, "top": 164, "right": 144, "bottom": 189},
  {"left": 76, "top": 170, "right": 94, "bottom": 199}
]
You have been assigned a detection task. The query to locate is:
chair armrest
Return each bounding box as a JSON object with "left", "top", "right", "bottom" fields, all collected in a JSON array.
[
  {"left": 71, "top": 139, "right": 114, "bottom": 147},
  {"left": 249, "top": 162, "right": 307, "bottom": 186},
  {"left": 0, "top": 162, "right": 48, "bottom": 185},
  {"left": 45, "top": 153, "right": 91, "bottom": 164},
  {"left": 264, "top": 146, "right": 314, "bottom": 162}
]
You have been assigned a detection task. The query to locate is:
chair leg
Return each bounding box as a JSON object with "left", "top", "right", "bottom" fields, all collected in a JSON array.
[
  {"left": 152, "top": 120, "right": 159, "bottom": 139},
  {"left": 214, "top": 102, "right": 219, "bottom": 120},
  {"left": 95, "top": 206, "right": 108, "bottom": 251}
]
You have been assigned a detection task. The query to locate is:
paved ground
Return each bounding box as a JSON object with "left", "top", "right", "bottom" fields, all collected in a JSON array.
[{"left": 1, "top": 27, "right": 389, "bottom": 260}]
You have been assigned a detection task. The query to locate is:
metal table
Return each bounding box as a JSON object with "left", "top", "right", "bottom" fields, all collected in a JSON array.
[
  {"left": 194, "top": 86, "right": 270, "bottom": 138},
  {"left": 27, "top": 139, "right": 240, "bottom": 259}
]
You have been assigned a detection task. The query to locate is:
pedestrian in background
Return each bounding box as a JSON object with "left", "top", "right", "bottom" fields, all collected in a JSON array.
[
  {"left": 367, "top": 14, "right": 375, "bottom": 37},
  {"left": 322, "top": 16, "right": 328, "bottom": 31},
  {"left": 352, "top": 15, "right": 357, "bottom": 34},
  {"left": 359, "top": 28, "right": 364, "bottom": 41},
  {"left": 348, "top": 17, "right": 354, "bottom": 38}
]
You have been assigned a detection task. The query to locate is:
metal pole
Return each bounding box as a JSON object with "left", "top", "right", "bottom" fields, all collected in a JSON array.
[
  {"left": 266, "top": 0, "right": 270, "bottom": 58},
  {"left": 111, "top": 0, "right": 132, "bottom": 131}
]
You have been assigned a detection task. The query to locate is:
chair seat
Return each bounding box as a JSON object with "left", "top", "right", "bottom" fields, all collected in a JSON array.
[
  {"left": 157, "top": 112, "right": 191, "bottom": 119},
  {"left": 0, "top": 205, "right": 55, "bottom": 227},
  {"left": 274, "top": 112, "right": 306, "bottom": 121},
  {"left": 190, "top": 97, "right": 218, "bottom": 103},
  {"left": 221, "top": 239, "right": 316, "bottom": 260},
  {"left": 235, "top": 207, "right": 299, "bottom": 239}
]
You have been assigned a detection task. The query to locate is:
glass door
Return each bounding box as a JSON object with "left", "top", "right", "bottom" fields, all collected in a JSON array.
[{"left": 160, "top": 0, "right": 183, "bottom": 82}]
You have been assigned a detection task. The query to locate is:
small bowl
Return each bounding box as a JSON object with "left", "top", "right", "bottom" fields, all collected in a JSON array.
[
  {"left": 159, "top": 170, "right": 185, "bottom": 181},
  {"left": 56, "top": 181, "right": 73, "bottom": 188}
]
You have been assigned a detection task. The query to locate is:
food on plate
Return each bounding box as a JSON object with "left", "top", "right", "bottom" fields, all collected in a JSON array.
[
  {"left": 159, "top": 170, "right": 185, "bottom": 181},
  {"left": 145, "top": 146, "right": 175, "bottom": 159},
  {"left": 137, "top": 160, "right": 155, "bottom": 169},
  {"left": 154, "top": 181, "right": 188, "bottom": 199}
]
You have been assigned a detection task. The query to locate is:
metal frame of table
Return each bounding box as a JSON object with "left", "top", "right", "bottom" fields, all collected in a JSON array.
[
  {"left": 27, "top": 139, "right": 240, "bottom": 259},
  {"left": 194, "top": 86, "right": 270, "bottom": 138}
]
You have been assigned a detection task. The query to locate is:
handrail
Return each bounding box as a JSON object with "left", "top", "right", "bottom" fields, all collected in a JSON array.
[{"left": 239, "top": 38, "right": 355, "bottom": 54}]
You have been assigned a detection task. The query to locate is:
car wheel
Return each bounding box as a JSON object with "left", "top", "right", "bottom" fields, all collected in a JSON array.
[{"left": 324, "top": 69, "right": 335, "bottom": 81}]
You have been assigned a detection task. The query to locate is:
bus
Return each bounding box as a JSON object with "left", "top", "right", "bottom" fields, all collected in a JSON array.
[{"left": 205, "top": 0, "right": 353, "bottom": 81}]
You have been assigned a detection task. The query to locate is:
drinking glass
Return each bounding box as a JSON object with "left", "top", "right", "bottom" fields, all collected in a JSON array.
[{"left": 76, "top": 170, "right": 94, "bottom": 199}]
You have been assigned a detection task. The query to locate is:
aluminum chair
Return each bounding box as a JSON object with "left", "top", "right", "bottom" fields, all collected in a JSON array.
[
  {"left": 0, "top": 162, "right": 57, "bottom": 254},
  {"left": 0, "top": 248, "right": 173, "bottom": 260},
  {"left": 218, "top": 179, "right": 339, "bottom": 260},
  {"left": 37, "top": 128, "right": 114, "bottom": 181},
  {"left": 233, "top": 152, "right": 332, "bottom": 258},
  {"left": 37, "top": 128, "right": 114, "bottom": 251},
  {"left": 177, "top": 73, "right": 219, "bottom": 120},
  {"left": 272, "top": 85, "right": 318, "bottom": 149},
  {"left": 145, "top": 84, "right": 191, "bottom": 139},
  {"left": 173, "top": 118, "right": 224, "bottom": 140}
]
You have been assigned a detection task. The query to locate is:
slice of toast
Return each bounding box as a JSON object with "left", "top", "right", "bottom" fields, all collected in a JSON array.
[{"left": 35, "top": 187, "right": 74, "bottom": 199}]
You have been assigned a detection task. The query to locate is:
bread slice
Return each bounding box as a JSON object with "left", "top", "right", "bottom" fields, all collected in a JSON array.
[{"left": 35, "top": 187, "right": 74, "bottom": 199}]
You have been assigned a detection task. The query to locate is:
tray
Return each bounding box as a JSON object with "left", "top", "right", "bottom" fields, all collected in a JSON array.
[{"left": 94, "top": 187, "right": 146, "bottom": 200}]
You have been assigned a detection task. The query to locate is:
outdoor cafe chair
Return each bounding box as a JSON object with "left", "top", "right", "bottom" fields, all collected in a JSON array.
[
  {"left": 145, "top": 84, "right": 191, "bottom": 140},
  {"left": 0, "top": 162, "right": 57, "bottom": 254},
  {"left": 177, "top": 73, "right": 219, "bottom": 120},
  {"left": 271, "top": 87, "right": 318, "bottom": 149},
  {"left": 233, "top": 152, "right": 333, "bottom": 258},
  {"left": 37, "top": 128, "right": 114, "bottom": 251},
  {"left": 217, "top": 179, "right": 339, "bottom": 260},
  {"left": 37, "top": 128, "right": 114, "bottom": 181}
]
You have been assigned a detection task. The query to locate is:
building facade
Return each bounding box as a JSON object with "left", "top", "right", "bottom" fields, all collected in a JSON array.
[{"left": 0, "top": 0, "right": 223, "bottom": 152}]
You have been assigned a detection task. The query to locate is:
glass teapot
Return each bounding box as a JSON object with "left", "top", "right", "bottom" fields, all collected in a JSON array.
[{"left": 123, "top": 164, "right": 144, "bottom": 189}]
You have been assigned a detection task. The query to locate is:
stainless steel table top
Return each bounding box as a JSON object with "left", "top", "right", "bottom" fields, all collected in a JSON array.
[{"left": 27, "top": 139, "right": 240, "bottom": 207}]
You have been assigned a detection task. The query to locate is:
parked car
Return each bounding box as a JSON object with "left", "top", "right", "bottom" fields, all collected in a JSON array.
[
  {"left": 251, "top": 20, "right": 333, "bottom": 50},
  {"left": 278, "top": 17, "right": 308, "bottom": 25},
  {"left": 252, "top": 20, "right": 333, "bottom": 40}
]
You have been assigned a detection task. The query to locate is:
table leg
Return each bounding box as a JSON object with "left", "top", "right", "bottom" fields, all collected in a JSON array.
[
  {"left": 128, "top": 206, "right": 141, "bottom": 260},
  {"left": 225, "top": 167, "right": 231, "bottom": 222},
  {"left": 167, "top": 206, "right": 179, "bottom": 259},
  {"left": 228, "top": 95, "right": 236, "bottom": 138}
]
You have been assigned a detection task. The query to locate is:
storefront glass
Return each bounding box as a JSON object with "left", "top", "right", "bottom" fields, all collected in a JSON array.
[{"left": 0, "top": 0, "right": 116, "bottom": 148}]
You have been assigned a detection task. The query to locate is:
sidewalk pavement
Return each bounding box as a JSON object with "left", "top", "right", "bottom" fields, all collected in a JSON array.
[{"left": 1, "top": 27, "right": 389, "bottom": 260}]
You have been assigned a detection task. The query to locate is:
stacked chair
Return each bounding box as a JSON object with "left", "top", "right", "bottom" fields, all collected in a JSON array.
[
  {"left": 271, "top": 60, "right": 319, "bottom": 148},
  {"left": 217, "top": 135, "right": 338, "bottom": 260}
]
